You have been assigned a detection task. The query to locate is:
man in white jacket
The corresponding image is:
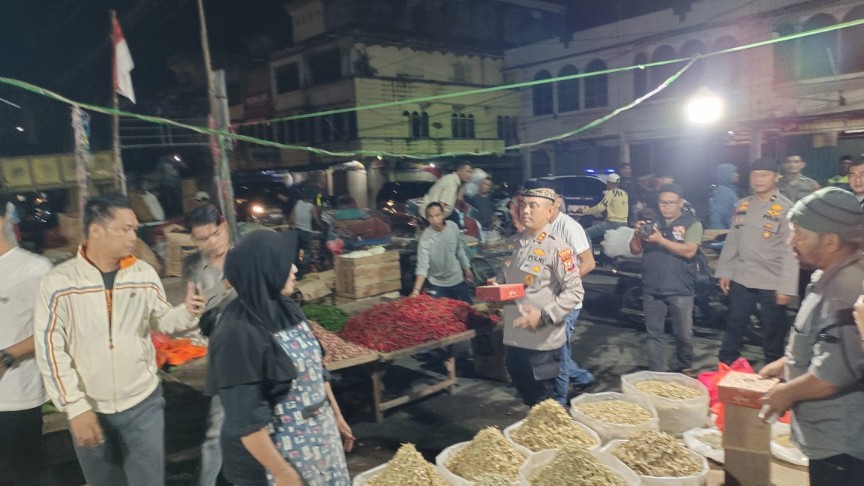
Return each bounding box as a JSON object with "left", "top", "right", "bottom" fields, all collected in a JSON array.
[
  {"left": 421, "top": 162, "right": 473, "bottom": 219},
  {"left": 34, "top": 194, "right": 204, "bottom": 486}
]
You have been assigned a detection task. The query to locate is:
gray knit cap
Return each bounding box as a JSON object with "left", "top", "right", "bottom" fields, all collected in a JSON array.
[{"left": 787, "top": 187, "right": 864, "bottom": 236}]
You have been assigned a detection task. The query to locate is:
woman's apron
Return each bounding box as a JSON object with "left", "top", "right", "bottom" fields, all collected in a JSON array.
[{"left": 268, "top": 321, "right": 350, "bottom": 485}]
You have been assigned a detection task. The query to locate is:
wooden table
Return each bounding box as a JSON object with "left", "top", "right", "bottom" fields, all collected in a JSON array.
[{"left": 368, "top": 330, "right": 478, "bottom": 423}]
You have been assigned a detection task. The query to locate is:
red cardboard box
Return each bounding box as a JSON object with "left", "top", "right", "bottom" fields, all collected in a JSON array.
[
  {"left": 718, "top": 371, "right": 779, "bottom": 410},
  {"left": 475, "top": 284, "right": 525, "bottom": 302}
]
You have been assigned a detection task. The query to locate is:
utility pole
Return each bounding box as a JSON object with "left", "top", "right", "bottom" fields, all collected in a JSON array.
[{"left": 196, "top": 0, "right": 238, "bottom": 240}]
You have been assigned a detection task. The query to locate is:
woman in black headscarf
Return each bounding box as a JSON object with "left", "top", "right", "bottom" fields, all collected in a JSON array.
[{"left": 205, "top": 230, "right": 353, "bottom": 486}]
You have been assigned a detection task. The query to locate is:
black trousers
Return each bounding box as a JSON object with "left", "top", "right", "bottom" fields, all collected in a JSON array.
[
  {"left": 719, "top": 281, "right": 789, "bottom": 365},
  {"left": 810, "top": 454, "right": 864, "bottom": 486},
  {"left": 0, "top": 407, "right": 45, "bottom": 486},
  {"left": 504, "top": 345, "right": 561, "bottom": 406}
]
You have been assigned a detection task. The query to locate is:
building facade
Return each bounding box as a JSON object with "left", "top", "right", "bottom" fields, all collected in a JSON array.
[{"left": 505, "top": 0, "right": 864, "bottom": 207}]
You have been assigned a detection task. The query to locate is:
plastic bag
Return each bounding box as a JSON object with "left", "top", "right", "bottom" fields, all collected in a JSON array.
[
  {"left": 697, "top": 359, "right": 789, "bottom": 431},
  {"left": 570, "top": 392, "right": 659, "bottom": 444},
  {"left": 518, "top": 449, "right": 640, "bottom": 486},
  {"left": 435, "top": 441, "right": 528, "bottom": 486},
  {"left": 682, "top": 427, "right": 724, "bottom": 464},
  {"left": 601, "top": 226, "right": 637, "bottom": 258},
  {"left": 503, "top": 419, "right": 601, "bottom": 456},
  {"left": 621, "top": 371, "right": 710, "bottom": 436},
  {"left": 352, "top": 463, "right": 451, "bottom": 486},
  {"left": 602, "top": 439, "right": 710, "bottom": 486},
  {"left": 770, "top": 422, "right": 808, "bottom": 467}
]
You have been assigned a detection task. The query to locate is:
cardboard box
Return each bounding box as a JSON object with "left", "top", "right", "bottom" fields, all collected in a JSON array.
[
  {"left": 724, "top": 447, "right": 772, "bottom": 486},
  {"left": 475, "top": 284, "right": 525, "bottom": 302},
  {"left": 718, "top": 371, "right": 779, "bottom": 409},
  {"left": 724, "top": 404, "right": 771, "bottom": 453}
]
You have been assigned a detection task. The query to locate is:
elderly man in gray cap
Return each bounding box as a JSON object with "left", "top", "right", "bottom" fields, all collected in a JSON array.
[
  {"left": 759, "top": 187, "right": 864, "bottom": 486},
  {"left": 493, "top": 184, "right": 584, "bottom": 406},
  {"left": 716, "top": 157, "right": 799, "bottom": 366}
]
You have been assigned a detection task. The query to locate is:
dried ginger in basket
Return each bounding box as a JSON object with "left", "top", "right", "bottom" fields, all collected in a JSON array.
[
  {"left": 366, "top": 443, "right": 447, "bottom": 486},
  {"left": 511, "top": 399, "right": 598, "bottom": 451},
  {"left": 446, "top": 427, "right": 523, "bottom": 482}
]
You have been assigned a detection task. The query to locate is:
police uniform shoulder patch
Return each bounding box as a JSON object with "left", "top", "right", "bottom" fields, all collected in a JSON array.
[{"left": 557, "top": 248, "right": 576, "bottom": 273}]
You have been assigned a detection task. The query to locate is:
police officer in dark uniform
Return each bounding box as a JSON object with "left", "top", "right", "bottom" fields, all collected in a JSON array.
[
  {"left": 716, "top": 158, "right": 799, "bottom": 365},
  {"left": 493, "top": 185, "right": 584, "bottom": 406},
  {"left": 630, "top": 183, "right": 703, "bottom": 373}
]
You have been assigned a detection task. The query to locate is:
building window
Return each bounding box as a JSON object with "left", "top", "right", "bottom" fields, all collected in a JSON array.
[
  {"left": 557, "top": 65, "right": 580, "bottom": 112},
  {"left": 497, "top": 115, "right": 518, "bottom": 145},
  {"left": 841, "top": 6, "right": 864, "bottom": 74},
  {"left": 403, "top": 111, "right": 429, "bottom": 138},
  {"left": 800, "top": 14, "right": 837, "bottom": 79},
  {"left": 451, "top": 113, "right": 475, "bottom": 139},
  {"left": 633, "top": 53, "right": 648, "bottom": 99},
  {"left": 274, "top": 63, "right": 300, "bottom": 93},
  {"left": 532, "top": 70, "right": 553, "bottom": 115},
  {"left": 584, "top": 59, "right": 608, "bottom": 108},
  {"left": 308, "top": 49, "right": 342, "bottom": 85},
  {"left": 649, "top": 45, "right": 676, "bottom": 97}
]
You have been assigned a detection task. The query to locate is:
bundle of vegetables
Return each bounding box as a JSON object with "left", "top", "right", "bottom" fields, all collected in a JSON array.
[
  {"left": 308, "top": 321, "right": 375, "bottom": 363},
  {"left": 339, "top": 294, "right": 497, "bottom": 352},
  {"left": 302, "top": 304, "right": 350, "bottom": 332}
]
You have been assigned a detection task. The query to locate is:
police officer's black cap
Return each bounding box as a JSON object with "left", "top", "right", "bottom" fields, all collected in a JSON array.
[{"left": 751, "top": 157, "right": 780, "bottom": 173}]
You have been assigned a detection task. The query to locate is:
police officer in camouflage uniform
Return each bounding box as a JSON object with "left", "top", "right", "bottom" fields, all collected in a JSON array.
[
  {"left": 494, "top": 185, "right": 584, "bottom": 406},
  {"left": 716, "top": 158, "right": 799, "bottom": 365}
]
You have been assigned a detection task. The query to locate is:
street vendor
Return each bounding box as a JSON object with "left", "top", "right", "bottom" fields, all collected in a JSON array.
[
  {"left": 758, "top": 188, "right": 864, "bottom": 485},
  {"left": 492, "top": 184, "right": 584, "bottom": 406},
  {"left": 411, "top": 202, "right": 474, "bottom": 302}
]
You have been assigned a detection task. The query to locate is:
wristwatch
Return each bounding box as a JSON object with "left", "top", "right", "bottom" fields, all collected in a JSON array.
[{"left": 0, "top": 350, "right": 13, "bottom": 368}]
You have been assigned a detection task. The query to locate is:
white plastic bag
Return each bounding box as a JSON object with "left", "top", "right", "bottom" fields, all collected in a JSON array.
[
  {"left": 435, "top": 441, "right": 529, "bottom": 486},
  {"left": 517, "top": 449, "right": 640, "bottom": 486},
  {"left": 770, "top": 422, "right": 808, "bottom": 467},
  {"left": 682, "top": 427, "right": 724, "bottom": 464},
  {"left": 570, "top": 392, "right": 659, "bottom": 444},
  {"left": 352, "top": 462, "right": 452, "bottom": 485},
  {"left": 621, "top": 371, "right": 710, "bottom": 436},
  {"left": 602, "top": 227, "right": 637, "bottom": 258},
  {"left": 602, "top": 439, "right": 709, "bottom": 486},
  {"left": 503, "top": 419, "right": 601, "bottom": 456}
]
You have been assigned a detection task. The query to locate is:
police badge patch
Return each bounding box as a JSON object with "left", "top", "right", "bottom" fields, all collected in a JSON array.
[{"left": 557, "top": 249, "right": 576, "bottom": 272}]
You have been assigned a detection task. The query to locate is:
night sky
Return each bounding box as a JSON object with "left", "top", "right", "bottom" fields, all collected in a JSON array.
[{"left": 0, "top": 0, "right": 684, "bottom": 154}]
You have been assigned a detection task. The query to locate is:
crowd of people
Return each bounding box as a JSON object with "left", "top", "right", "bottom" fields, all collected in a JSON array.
[{"left": 3, "top": 152, "right": 864, "bottom": 485}]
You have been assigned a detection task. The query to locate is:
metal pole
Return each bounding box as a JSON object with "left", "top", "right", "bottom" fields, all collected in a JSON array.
[
  {"left": 195, "top": 0, "right": 237, "bottom": 240},
  {"left": 110, "top": 10, "right": 128, "bottom": 195}
]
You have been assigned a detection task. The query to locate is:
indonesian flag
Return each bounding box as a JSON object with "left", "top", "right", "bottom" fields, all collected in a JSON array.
[{"left": 112, "top": 17, "right": 136, "bottom": 103}]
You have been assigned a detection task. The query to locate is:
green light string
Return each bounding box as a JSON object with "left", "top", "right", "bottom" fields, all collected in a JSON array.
[{"left": 0, "top": 16, "right": 861, "bottom": 161}]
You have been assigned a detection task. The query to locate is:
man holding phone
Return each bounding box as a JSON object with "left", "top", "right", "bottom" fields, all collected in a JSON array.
[{"left": 183, "top": 205, "right": 237, "bottom": 486}]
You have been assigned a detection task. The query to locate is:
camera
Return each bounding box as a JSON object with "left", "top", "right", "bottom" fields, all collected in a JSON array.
[{"left": 639, "top": 220, "right": 657, "bottom": 238}]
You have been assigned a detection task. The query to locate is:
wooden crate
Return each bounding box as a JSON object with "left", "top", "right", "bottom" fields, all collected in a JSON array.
[
  {"left": 334, "top": 251, "right": 401, "bottom": 299},
  {"left": 164, "top": 224, "right": 197, "bottom": 277}
]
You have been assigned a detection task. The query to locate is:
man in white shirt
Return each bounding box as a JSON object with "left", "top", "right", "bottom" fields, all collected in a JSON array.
[
  {"left": 549, "top": 195, "right": 596, "bottom": 403},
  {"left": 0, "top": 192, "right": 53, "bottom": 485},
  {"left": 421, "top": 163, "right": 473, "bottom": 220}
]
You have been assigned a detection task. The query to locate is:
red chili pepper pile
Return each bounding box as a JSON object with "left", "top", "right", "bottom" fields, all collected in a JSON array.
[{"left": 338, "top": 294, "right": 499, "bottom": 352}]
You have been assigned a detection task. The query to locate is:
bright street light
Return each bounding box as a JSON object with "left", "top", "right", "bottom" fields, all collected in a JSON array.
[
  {"left": 686, "top": 87, "right": 724, "bottom": 124},
  {"left": 15, "top": 126, "right": 24, "bottom": 132}
]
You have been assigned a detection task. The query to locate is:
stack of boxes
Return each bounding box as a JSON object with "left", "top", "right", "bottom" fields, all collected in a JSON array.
[{"left": 718, "top": 371, "right": 780, "bottom": 486}]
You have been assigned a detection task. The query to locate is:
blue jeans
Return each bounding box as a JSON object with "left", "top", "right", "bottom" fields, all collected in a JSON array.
[
  {"left": 585, "top": 221, "right": 626, "bottom": 244},
  {"left": 553, "top": 309, "right": 594, "bottom": 405},
  {"left": 197, "top": 395, "right": 225, "bottom": 486},
  {"left": 425, "top": 282, "right": 472, "bottom": 304},
  {"left": 72, "top": 386, "right": 166, "bottom": 486}
]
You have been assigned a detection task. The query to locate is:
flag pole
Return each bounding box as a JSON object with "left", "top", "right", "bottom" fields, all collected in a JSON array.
[{"left": 110, "top": 10, "right": 127, "bottom": 195}]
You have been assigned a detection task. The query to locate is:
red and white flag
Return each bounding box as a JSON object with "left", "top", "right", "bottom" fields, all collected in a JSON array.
[{"left": 112, "top": 17, "right": 136, "bottom": 103}]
